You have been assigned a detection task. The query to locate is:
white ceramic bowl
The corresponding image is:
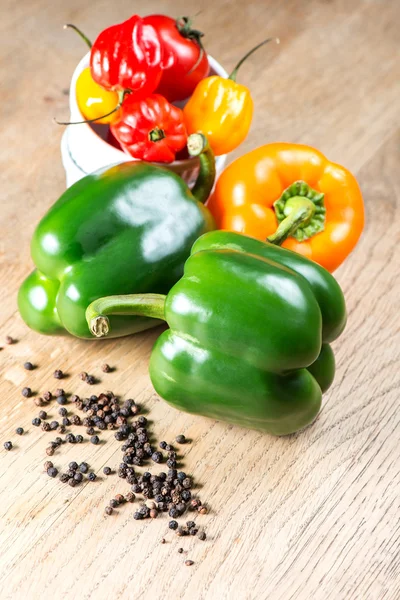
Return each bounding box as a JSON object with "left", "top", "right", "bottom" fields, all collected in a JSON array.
[{"left": 61, "top": 52, "right": 228, "bottom": 188}]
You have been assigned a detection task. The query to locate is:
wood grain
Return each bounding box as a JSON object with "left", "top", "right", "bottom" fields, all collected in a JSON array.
[{"left": 0, "top": 1, "right": 399, "bottom": 598}]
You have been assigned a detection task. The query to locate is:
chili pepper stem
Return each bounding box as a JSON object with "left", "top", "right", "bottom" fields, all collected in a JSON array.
[
  {"left": 86, "top": 294, "right": 167, "bottom": 338},
  {"left": 187, "top": 133, "right": 216, "bottom": 204},
  {"left": 54, "top": 90, "right": 129, "bottom": 126},
  {"left": 229, "top": 37, "right": 280, "bottom": 81},
  {"left": 64, "top": 23, "right": 93, "bottom": 49},
  {"left": 268, "top": 197, "right": 316, "bottom": 246}
]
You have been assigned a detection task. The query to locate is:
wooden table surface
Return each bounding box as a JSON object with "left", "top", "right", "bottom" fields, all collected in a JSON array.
[{"left": 1, "top": 1, "right": 399, "bottom": 598}]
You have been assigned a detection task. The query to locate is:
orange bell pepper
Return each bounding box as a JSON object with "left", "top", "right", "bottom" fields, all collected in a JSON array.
[
  {"left": 183, "top": 38, "right": 279, "bottom": 156},
  {"left": 207, "top": 143, "right": 364, "bottom": 272}
]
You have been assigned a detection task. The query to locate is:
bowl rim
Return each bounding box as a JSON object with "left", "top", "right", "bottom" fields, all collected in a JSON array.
[{"left": 68, "top": 52, "right": 229, "bottom": 169}]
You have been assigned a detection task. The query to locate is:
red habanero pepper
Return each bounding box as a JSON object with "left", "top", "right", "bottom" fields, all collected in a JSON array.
[
  {"left": 111, "top": 94, "right": 187, "bottom": 163},
  {"left": 90, "top": 15, "right": 166, "bottom": 95}
]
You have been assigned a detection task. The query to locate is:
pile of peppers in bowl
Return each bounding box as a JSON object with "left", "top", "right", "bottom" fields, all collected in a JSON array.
[
  {"left": 18, "top": 13, "right": 365, "bottom": 437},
  {"left": 64, "top": 14, "right": 269, "bottom": 161}
]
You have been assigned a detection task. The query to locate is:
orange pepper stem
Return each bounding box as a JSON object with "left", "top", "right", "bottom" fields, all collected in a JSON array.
[
  {"left": 267, "top": 181, "right": 326, "bottom": 245},
  {"left": 54, "top": 90, "right": 129, "bottom": 126},
  {"left": 64, "top": 23, "right": 92, "bottom": 49},
  {"left": 187, "top": 133, "right": 216, "bottom": 204},
  {"left": 229, "top": 37, "right": 280, "bottom": 82}
]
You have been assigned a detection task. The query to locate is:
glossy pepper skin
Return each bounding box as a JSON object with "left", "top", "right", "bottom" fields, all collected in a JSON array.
[
  {"left": 75, "top": 68, "right": 120, "bottom": 125},
  {"left": 90, "top": 15, "right": 165, "bottom": 95},
  {"left": 18, "top": 135, "right": 215, "bottom": 339},
  {"left": 111, "top": 93, "right": 187, "bottom": 163},
  {"left": 183, "top": 38, "right": 278, "bottom": 156},
  {"left": 207, "top": 143, "right": 365, "bottom": 271},
  {"left": 87, "top": 231, "right": 346, "bottom": 436}
]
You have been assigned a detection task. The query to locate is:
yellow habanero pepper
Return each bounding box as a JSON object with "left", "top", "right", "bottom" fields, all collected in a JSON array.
[
  {"left": 183, "top": 38, "right": 279, "bottom": 156},
  {"left": 76, "top": 68, "right": 121, "bottom": 125}
]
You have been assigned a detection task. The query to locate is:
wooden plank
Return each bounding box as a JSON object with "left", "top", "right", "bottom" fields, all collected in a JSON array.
[{"left": 0, "top": 1, "right": 399, "bottom": 598}]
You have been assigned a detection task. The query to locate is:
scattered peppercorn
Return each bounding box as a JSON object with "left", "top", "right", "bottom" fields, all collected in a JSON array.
[
  {"left": 4, "top": 441, "right": 12, "bottom": 451},
  {"left": 65, "top": 433, "right": 76, "bottom": 444},
  {"left": 105, "top": 506, "right": 113, "bottom": 515},
  {"left": 198, "top": 532, "right": 206, "bottom": 541},
  {"left": 6, "top": 335, "right": 15, "bottom": 344},
  {"left": 85, "top": 375, "right": 96, "bottom": 385},
  {"left": 74, "top": 472, "right": 83, "bottom": 483},
  {"left": 57, "top": 425, "right": 66, "bottom": 434},
  {"left": 46, "top": 446, "right": 55, "bottom": 456},
  {"left": 47, "top": 466, "right": 58, "bottom": 478},
  {"left": 169, "top": 507, "right": 179, "bottom": 519},
  {"left": 53, "top": 370, "right": 64, "bottom": 379},
  {"left": 57, "top": 395, "right": 67, "bottom": 405},
  {"left": 22, "top": 387, "right": 32, "bottom": 398},
  {"left": 43, "top": 391, "right": 52, "bottom": 401},
  {"left": 59, "top": 473, "right": 69, "bottom": 483},
  {"left": 125, "top": 492, "right": 135, "bottom": 503},
  {"left": 133, "top": 512, "right": 143, "bottom": 520},
  {"left": 79, "top": 372, "right": 87, "bottom": 381},
  {"left": 16, "top": 427, "right": 24, "bottom": 436},
  {"left": 44, "top": 460, "right": 53, "bottom": 471},
  {"left": 161, "top": 538, "right": 166, "bottom": 544},
  {"left": 50, "top": 421, "right": 59, "bottom": 430},
  {"left": 41, "top": 422, "right": 51, "bottom": 432},
  {"left": 103, "top": 466, "right": 112, "bottom": 476},
  {"left": 176, "top": 434, "right": 187, "bottom": 444},
  {"left": 68, "top": 478, "right": 77, "bottom": 487},
  {"left": 69, "top": 461, "right": 78, "bottom": 471},
  {"left": 185, "top": 560, "right": 194, "bottom": 566},
  {"left": 86, "top": 427, "right": 95, "bottom": 435},
  {"left": 178, "top": 548, "right": 184, "bottom": 554},
  {"left": 151, "top": 451, "right": 163, "bottom": 464},
  {"left": 90, "top": 435, "right": 100, "bottom": 445},
  {"left": 159, "top": 441, "right": 167, "bottom": 450},
  {"left": 38, "top": 410, "right": 47, "bottom": 420},
  {"left": 88, "top": 472, "right": 97, "bottom": 481},
  {"left": 79, "top": 462, "right": 89, "bottom": 473},
  {"left": 32, "top": 417, "right": 41, "bottom": 426},
  {"left": 24, "top": 362, "right": 34, "bottom": 370},
  {"left": 34, "top": 397, "right": 44, "bottom": 407},
  {"left": 198, "top": 505, "right": 208, "bottom": 515},
  {"left": 58, "top": 407, "right": 67, "bottom": 417},
  {"left": 101, "top": 364, "right": 111, "bottom": 373},
  {"left": 76, "top": 435, "right": 84, "bottom": 443}
]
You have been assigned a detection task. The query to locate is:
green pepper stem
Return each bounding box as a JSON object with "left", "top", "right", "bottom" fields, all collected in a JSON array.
[
  {"left": 229, "top": 37, "right": 280, "bottom": 82},
  {"left": 86, "top": 294, "right": 167, "bottom": 338},
  {"left": 64, "top": 24, "right": 93, "bottom": 49},
  {"left": 267, "top": 197, "right": 316, "bottom": 246},
  {"left": 54, "top": 90, "right": 128, "bottom": 126},
  {"left": 187, "top": 133, "right": 216, "bottom": 204}
]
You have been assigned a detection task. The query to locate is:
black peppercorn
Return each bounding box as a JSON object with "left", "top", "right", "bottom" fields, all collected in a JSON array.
[
  {"left": 44, "top": 460, "right": 53, "bottom": 471},
  {"left": 34, "top": 397, "right": 44, "bottom": 407},
  {"left": 105, "top": 506, "right": 113, "bottom": 515},
  {"left": 101, "top": 364, "right": 111, "bottom": 373},
  {"left": 185, "top": 560, "right": 194, "bottom": 566},
  {"left": 55, "top": 389, "right": 64, "bottom": 397},
  {"left": 50, "top": 421, "right": 59, "bottom": 430},
  {"left": 72, "top": 394, "right": 80, "bottom": 403},
  {"left": 68, "top": 478, "right": 77, "bottom": 487},
  {"left": 74, "top": 472, "right": 83, "bottom": 483},
  {"left": 86, "top": 427, "right": 95, "bottom": 435},
  {"left": 186, "top": 521, "right": 195, "bottom": 529},
  {"left": 32, "top": 417, "right": 41, "bottom": 426},
  {"left": 103, "top": 466, "right": 112, "bottom": 476},
  {"left": 79, "top": 462, "right": 89, "bottom": 473},
  {"left": 125, "top": 491, "right": 135, "bottom": 503},
  {"left": 159, "top": 441, "right": 167, "bottom": 449},
  {"left": 65, "top": 433, "right": 76, "bottom": 443},
  {"left": 54, "top": 437, "right": 63, "bottom": 446},
  {"left": 137, "top": 416, "right": 147, "bottom": 426},
  {"left": 79, "top": 372, "right": 87, "bottom": 381},
  {"left": 4, "top": 441, "right": 12, "bottom": 451},
  {"left": 167, "top": 458, "right": 177, "bottom": 468},
  {"left": 85, "top": 375, "right": 95, "bottom": 385},
  {"left": 38, "top": 410, "right": 47, "bottom": 420},
  {"left": 182, "top": 477, "right": 192, "bottom": 489},
  {"left": 69, "top": 461, "right": 78, "bottom": 471},
  {"left": 22, "top": 387, "right": 32, "bottom": 398},
  {"left": 190, "top": 499, "right": 202, "bottom": 510},
  {"left": 132, "top": 484, "right": 141, "bottom": 493},
  {"left": 75, "top": 435, "right": 83, "bottom": 443},
  {"left": 177, "top": 526, "right": 188, "bottom": 537},
  {"left": 88, "top": 472, "right": 97, "bottom": 481},
  {"left": 176, "top": 434, "right": 187, "bottom": 444},
  {"left": 57, "top": 425, "right": 66, "bottom": 434},
  {"left": 133, "top": 512, "right": 143, "bottom": 520},
  {"left": 177, "top": 471, "right": 186, "bottom": 481},
  {"left": 59, "top": 473, "right": 70, "bottom": 483},
  {"left": 115, "top": 494, "right": 125, "bottom": 505},
  {"left": 198, "top": 532, "right": 206, "bottom": 541},
  {"left": 46, "top": 446, "right": 55, "bottom": 456},
  {"left": 53, "top": 370, "right": 64, "bottom": 379},
  {"left": 47, "top": 466, "right": 58, "bottom": 478},
  {"left": 151, "top": 451, "right": 163, "bottom": 464},
  {"left": 58, "top": 407, "right": 67, "bottom": 417},
  {"left": 24, "top": 361, "right": 34, "bottom": 370},
  {"left": 43, "top": 391, "right": 52, "bottom": 401},
  {"left": 169, "top": 520, "right": 178, "bottom": 531},
  {"left": 41, "top": 422, "right": 51, "bottom": 432},
  {"left": 57, "top": 395, "right": 67, "bottom": 405},
  {"left": 169, "top": 507, "right": 179, "bottom": 519},
  {"left": 90, "top": 435, "right": 100, "bottom": 445},
  {"left": 182, "top": 490, "right": 192, "bottom": 502},
  {"left": 16, "top": 427, "right": 24, "bottom": 436},
  {"left": 190, "top": 528, "right": 198, "bottom": 536}
]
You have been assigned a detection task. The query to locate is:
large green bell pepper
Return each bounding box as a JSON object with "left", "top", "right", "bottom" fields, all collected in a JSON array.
[
  {"left": 18, "top": 134, "right": 215, "bottom": 339},
  {"left": 86, "top": 231, "right": 346, "bottom": 435}
]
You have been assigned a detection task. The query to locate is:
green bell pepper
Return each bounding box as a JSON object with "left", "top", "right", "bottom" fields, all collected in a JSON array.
[
  {"left": 18, "top": 134, "right": 215, "bottom": 339},
  {"left": 86, "top": 231, "right": 346, "bottom": 435}
]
